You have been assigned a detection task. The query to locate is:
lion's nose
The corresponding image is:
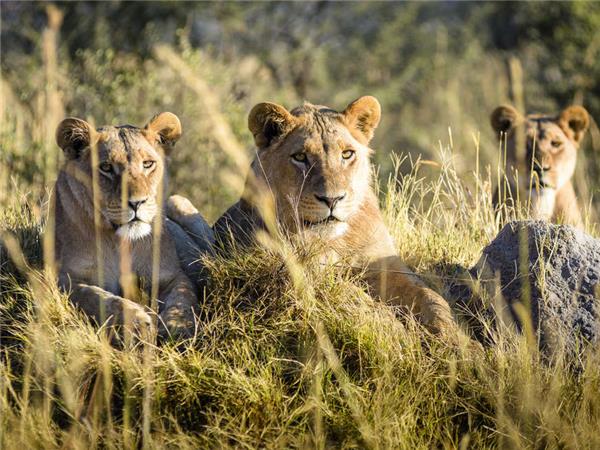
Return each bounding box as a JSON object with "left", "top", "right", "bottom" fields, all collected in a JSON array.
[
  {"left": 315, "top": 193, "right": 346, "bottom": 210},
  {"left": 533, "top": 160, "right": 551, "bottom": 173},
  {"left": 128, "top": 198, "right": 147, "bottom": 212}
]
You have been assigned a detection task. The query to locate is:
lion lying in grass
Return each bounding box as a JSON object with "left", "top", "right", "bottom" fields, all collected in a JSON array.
[
  {"left": 169, "top": 96, "right": 461, "bottom": 338},
  {"left": 53, "top": 112, "right": 198, "bottom": 341}
]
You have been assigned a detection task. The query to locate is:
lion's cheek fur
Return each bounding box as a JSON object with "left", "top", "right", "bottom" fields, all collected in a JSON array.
[
  {"left": 553, "top": 153, "right": 576, "bottom": 191},
  {"left": 349, "top": 159, "right": 372, "bottom": 208}
]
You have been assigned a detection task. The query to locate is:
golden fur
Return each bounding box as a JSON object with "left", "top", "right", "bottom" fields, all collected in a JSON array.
[
  {"left": 204, "top": 96, "right": 458, "bottom": 335},
  {"left": 53, "top": 112, "right": 198, "bottom": 340},
  {"left": 491, "top": 104, "right": 590, "bottom": 227}
]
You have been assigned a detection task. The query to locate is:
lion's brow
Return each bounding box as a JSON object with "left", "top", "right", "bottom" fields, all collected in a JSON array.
[
  {"left": 300, "top": 110, "right": 340, "bottom": 147},
  {"left": 117, "top": 126, "right": 144, "bottom": 159},
  {"left": 536, "top": 120, "right": 546, "bottom": 140},
  {"left": 313, "top": 112, "right": 335, "bottom": 135},
  {"left": 529, "top": 118, "right": 552, "bottom": 140}
]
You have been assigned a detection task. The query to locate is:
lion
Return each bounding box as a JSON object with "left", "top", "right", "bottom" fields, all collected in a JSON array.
[
  {"left": 490, "top": 104, "right": 590, "bottom": 227},
  {"left": 53, "top": 112, "right": 198, "bottom": 341},
  {"left": 169, "top": 96, "right": 460, "bottom": 337}
]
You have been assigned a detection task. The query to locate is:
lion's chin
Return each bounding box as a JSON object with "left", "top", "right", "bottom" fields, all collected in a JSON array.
[
  {"left": 115, "top": 221, "right": 152, "bottom": 241},
  {"left": 302, "top": 220, "right": 348, "bottom": 240}
]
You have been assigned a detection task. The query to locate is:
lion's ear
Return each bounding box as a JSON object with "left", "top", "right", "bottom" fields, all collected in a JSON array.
[
  {"left": 559, "top": 105, "right": 590, "bottom": 144},
  {"left": 144, "top": 112, "right": 182, "bottom": 151},
  {"left": 248, "top": 102, "right": 296, "bottom": 149},
  {"left": 56, "top": 117, "right": 96, "bottom": 160},
  {"left": 490, "top": 105, "right": 522, "bottom": 136},
  {"left": 343, "top": 96, "right": 381, "bottom": 143}
]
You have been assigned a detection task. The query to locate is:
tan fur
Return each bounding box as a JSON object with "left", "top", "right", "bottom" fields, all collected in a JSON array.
[
  {"left": 53, "top": 113, "right": 198, "bottom": 341},
  {"left": 491, "top": 105, "right": 590, "bottom": 227},
  {"left": 207, "top": 96, "right": 458, "bottom": 335}
]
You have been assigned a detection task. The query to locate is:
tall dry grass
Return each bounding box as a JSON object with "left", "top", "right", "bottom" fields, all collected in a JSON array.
[{"left": 2, "top": 148, "right": 600, "bottom": 448}]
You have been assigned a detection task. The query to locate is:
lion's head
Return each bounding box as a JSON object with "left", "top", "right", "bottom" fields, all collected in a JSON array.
[
  {"left": 490, "top": 104, "right": 589, "bottom": 193},
  {"left": 55, "top": 112, "right": 182, "bottom": 241},
  {"left": 246, "top": 96, "right": 381, "bottom": 239}
]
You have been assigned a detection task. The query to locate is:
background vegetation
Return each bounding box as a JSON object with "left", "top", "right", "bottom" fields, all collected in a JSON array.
[
  {"left": 3, "top": 1, "right": 600, "bottom": 220},
  {"left": 1, "top": 2, "right": 600, "bottom": 448}
]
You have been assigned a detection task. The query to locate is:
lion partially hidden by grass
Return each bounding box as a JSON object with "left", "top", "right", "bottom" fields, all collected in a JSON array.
[
  {"left": 490, "top": 104, "right": 590, "bottom": 227},
  {"left": 52, "top": 112, "right": 198, "bottom": 341},
  {"left": 169, "top": 96, "right": 462, "bottom": 338}
]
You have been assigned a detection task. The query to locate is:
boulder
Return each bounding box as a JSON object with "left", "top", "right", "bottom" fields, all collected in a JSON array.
[{"left": 453, "top": 220, "right": 600, "bottom": 356}]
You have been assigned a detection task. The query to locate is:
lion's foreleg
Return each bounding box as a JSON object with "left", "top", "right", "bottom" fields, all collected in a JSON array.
[
  {"left": 166, "top": 194, "right": 215, "bottom": 251},
  {"left": 157, "top": 274, "right": 198, "bottom": 340},
  {"left": 67, "top": 283, "right": 155, "bottom": 339},
  {"left": 363, "top": 256, "right": 456, "bottom": 335},
  {"left": 166, "top": 219, "right": 209, "bottom": 287}
]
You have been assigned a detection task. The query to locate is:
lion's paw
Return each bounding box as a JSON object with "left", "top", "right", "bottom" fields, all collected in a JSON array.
[{"left": 158, "top": 306, "right": 196, "bottom": 341}]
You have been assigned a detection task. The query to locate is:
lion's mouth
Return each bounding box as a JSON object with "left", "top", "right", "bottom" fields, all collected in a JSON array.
[
  {"left": 110, "top": 216, "right": 147, "bottom": 230},
  {"left": 531, "top": 168, "right": 555, "bottom": 189},
  {"left": 303, "top": 215, "right": 341, "bottom": 227},
  {"left": 531, "top": 176, "right": 555, "bottom": 190}
]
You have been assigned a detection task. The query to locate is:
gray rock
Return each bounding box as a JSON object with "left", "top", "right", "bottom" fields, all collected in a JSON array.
[{"left": 455, "top": 220, "right": 600, "bottom": 355}]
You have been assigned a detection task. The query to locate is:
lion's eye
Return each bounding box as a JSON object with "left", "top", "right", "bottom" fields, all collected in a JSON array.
[
  {"left": 291, "top": 153, "right": 307, "bottom": 163},
  {"left": 551, "top": 140, "right": 562, "bottom": 148},
  {"left": 143, "top": 160, "right": 156, "bottom": 169},
  {"left": 99, "top": 162, "right": 113, "bottom": 173},
  {"left": 342, "top": 149, "right": 355, "bottom": 160}
]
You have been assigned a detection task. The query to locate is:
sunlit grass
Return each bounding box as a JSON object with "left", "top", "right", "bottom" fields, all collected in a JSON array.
[{"left": 2, "top": 149, "right": 600, "bottom": 448}]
